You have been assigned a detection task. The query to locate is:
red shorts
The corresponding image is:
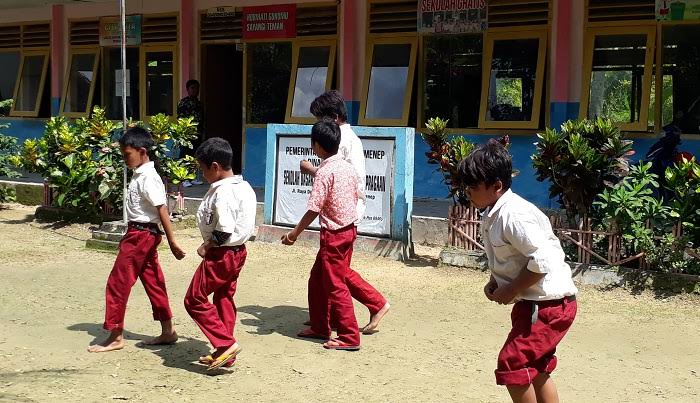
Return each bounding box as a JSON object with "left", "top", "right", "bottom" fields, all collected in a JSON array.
[{"left": 495, "top": 296, "right": 577, "bottom": 386}]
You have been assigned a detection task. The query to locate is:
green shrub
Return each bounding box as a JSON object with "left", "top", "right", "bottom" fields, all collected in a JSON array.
[{"left": 0, "top": 124, "right": 19, "bottom": 203}]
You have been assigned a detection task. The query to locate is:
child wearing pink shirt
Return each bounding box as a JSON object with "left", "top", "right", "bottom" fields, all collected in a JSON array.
[{"left": 282, "top": 119, "right": 361, "bottom": 350}]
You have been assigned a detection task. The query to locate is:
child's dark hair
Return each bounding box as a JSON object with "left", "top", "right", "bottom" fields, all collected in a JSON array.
[
  {"left": 195, "top": 137, "right": 233, "bottom": 170},
  {"left": 311, "top": 118, "right": 341, "bottom": 155},
  {"left": 309, "top": 90, "right": 348, "bottom": 122},
  {"left": 119, "top": 126, "right": 154, "bottom": 151},
  {"left": 186, "top": 79, "right": 200, "bottom": 89},
  {"left": 458, "top": 140, "right": 512, "bottom": 191}
]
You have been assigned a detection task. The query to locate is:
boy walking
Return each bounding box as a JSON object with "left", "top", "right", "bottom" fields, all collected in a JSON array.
[
  {"left": 89, "top": 127, "right": 185, "bottom": 353},
  {"left": 299, "top": 90, "right": 389, "bottom": 335},
  {"left": 458, "top": 142, "right": 578, "bottom": 403},
  {"left": 283, "top": 119, "right": 361, "bottom": 351},
  {"left": 184, "top": 137, "right": 257, "bottom": 370}
]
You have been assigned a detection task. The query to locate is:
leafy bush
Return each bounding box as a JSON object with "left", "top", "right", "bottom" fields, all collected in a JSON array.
[
  {"left": 0, "top": 124, "right": 19, "bottom": 203},
  {"left": 0, "top": 99, "right": 13, "bottom": 117},
  {"left": 12, "top": 106, "right": 198, "bottom": 216},
  {"left": 533, "top": 118, "right": 634, "bottom": 223},
  {"left": 664, "top": 156, "right": 700, "bottom": 245}
]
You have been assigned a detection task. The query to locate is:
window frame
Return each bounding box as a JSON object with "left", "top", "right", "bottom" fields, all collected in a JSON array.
[
  {"left": 579, "top": 25, "right": 656, "bottom": 132},
  {"left": 284, "top": 39, "right": 337, "bottom": 124},
  {"left": 478, "top": 28, "right": 548, "bottom": 130},
  {"left": 60, "top": 47, "right": 101, "bottom": 118},
  {"left": 0, "top": 49, "right": 21, "bottom": 104},
  {"left": 10, "top": 49, "right": 50, "bottom": 118},
  {"left": 359, "top": 34, "right": 418, "bottom": 127},
  {"left": 139, "top": 44, "right": 179, "bottom": 119}
]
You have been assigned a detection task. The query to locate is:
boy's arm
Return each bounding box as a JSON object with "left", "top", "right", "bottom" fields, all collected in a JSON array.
[
  {"left": 300, "top": 160, "right": 319, "bottom": 176},
  {"left": 157, "top": 205, "right": 186, "bottom": 260},
  {"left": 282, "top": 210, "right": 319, "bottom": 245},
  {"left": 491, "top": 268, "right": 545, "bottom": 304}
]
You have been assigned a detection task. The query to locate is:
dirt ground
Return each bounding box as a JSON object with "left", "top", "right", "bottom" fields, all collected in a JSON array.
[{"left": 0, "top": 204, "right": 698, "bottom": 403}]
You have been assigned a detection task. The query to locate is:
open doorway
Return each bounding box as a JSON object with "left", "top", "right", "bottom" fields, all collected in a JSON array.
[{"left": 201, "top": 44, "right": 243, "bottom": 173}]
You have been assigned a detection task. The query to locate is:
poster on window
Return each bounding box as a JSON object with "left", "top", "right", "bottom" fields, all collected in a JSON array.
[
  {"left": 242, "top": 4, "right": 296, "bottom": 39},
  {"left": 115, "top": 69, "right": 130, "bottom": 97},
  {"left": 100, "top": 15, "right": 141, "bottom": 46},
  {"left": 657, "top": 0, "right": 700, "bottom": 20},
  {"left": 418, "top": 0, "right": 487, "bottom": 34},
  {"left": 273, "top": 136, "right": 394, "bottom": 236}
]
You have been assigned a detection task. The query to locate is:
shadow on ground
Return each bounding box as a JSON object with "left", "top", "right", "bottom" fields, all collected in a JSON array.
[
  {"left": 238, "top": 305, "right": 322, "bottom": 343},
  {"left": 66, "top": 323, "right": 227, "bottom": 376}
]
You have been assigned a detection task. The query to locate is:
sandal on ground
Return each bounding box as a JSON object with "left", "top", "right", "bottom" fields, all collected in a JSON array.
[
  {"left": 207, "top": 346, "right": 242, "bottom": 371},
  {"left": 297, "top": 328, "right": 329, "bottom": 340},
  {"left": 199, "top": 354, "right": 235, "bottom": 367},
  {"left": 323, "top": 339, "right": 360, "bottom": 351}
]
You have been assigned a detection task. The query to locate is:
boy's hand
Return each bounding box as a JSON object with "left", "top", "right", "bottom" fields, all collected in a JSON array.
[
  {"left": 484, "top": 278, "right": 498, "bottom": 301},
  {"left": 281, "top": 231, "right": 296, "bottom": 245},
  {"left": 300, "top": 160, "right": 315, "bottom": 175},
  {"left": 170, "top": 243, "right": 186, "bottom": 260},
  {"left": 491, "top": 284, "right": 517, "bottom": 305},
  {"left": 197, "top": 243, "right": 208, "bottom": 258}
]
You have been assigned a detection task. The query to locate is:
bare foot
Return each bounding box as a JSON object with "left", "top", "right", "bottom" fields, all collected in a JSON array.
[
  {"left": 361, "top": 302, "right": 390, "bottom": 335},
  {"left": 87, "top": 332, "right": 125, "bottom": 353},
  {"left": 141, "top": 331, "right": 178, "bottom": 345}
]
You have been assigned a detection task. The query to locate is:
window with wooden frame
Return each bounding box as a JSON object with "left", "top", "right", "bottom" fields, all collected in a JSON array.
[
  {"left": 479, "top": 29, "right": 548, "bottom": 129},
  {"left": 0, "top": 25, "right": 21, "bottom": 106},
  {"left": 60, "top": 48, "right": 100, "bottom": 117},
  {"left": 246, "top": 42, "right": 293, "bottom": 125},
  {"left": 359, "top": 36, "right": 418, "bottom": 126},
  {"left": 580, "top": 26, "right": 655, "bottom": 132},
  {"left": 141, "top": 45, "right": 178, "bottom": 118},
  {"left": 285, "top": 39, "right": 336, "bottom": 124},
  {"left": 11, "top": 50, "right": 50, "bottom": 117},
  {"left": 103, "top": 47, "right": 140, "bottom": 120}
]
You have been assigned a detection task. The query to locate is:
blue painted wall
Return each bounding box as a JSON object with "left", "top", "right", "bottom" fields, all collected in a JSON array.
[
  {"left": 242, "top": 127, "right": 267, "bottom": 187},
  {"left": 0, "top": 118, "right": 48, "bottom": 144}
]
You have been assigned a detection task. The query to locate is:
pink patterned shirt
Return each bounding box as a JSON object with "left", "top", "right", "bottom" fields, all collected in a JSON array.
[{"left": 307, "top": 153, "right": 358, "bottom": 230}]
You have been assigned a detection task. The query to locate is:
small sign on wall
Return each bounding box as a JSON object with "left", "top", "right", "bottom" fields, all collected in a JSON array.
[
  {"left": 418, "top": 0, "right": 487, "bottom": 34},
  {"left": 207, "top": 6, "right": 236, "bottom": 18},
  {"left": 100, "top": 15, "right": 142, "bottom": 46},
  {"left": 242, "top": 4, "right": 296, "bottom": 39}
]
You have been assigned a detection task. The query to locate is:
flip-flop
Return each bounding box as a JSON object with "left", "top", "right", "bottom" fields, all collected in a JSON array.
[
  {"left": 323, "top": 339, "right": 360, "bottom": 351},
  {"left": 207, "top": 346, "right": 242, "bottom": 371},
  {"left": 297, "top": 328, "right": 329, "bottom": 340},
  {"left": 199, "top": 354, "right": 235, "bottom": 367}
]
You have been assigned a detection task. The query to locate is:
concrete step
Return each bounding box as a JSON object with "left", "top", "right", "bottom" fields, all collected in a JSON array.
[
  {"left": 91, "top": 230, "right": 124, "bottom": 242},
  {"left": 85, "top": 238, "right": 120, "bottom": 252}
]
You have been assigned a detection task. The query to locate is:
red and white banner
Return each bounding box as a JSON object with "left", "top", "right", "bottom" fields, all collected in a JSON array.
[{"left": 242, "top": 4, "right": 296, "bottom": 40}]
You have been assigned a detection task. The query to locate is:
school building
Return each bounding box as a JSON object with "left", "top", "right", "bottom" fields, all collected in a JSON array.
[{"left": 1, "top": 0, "right": 699, "bottom": 209}]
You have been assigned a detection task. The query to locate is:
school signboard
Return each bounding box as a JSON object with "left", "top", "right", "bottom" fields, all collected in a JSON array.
[
  {"left": 242, "top": 4, "right": 296, "bottom": 39},
  {"left": 418, "top": 0, "right": 487, "bottom": 34},
  {"left": 657, "top": 0, "right": 700, "bottom": 20},
  {"left": 99, "top": 15, "right": 142, "bottom": 46},
  {"left": 273, "top": 135, "right": 394, "bottom": 236}
]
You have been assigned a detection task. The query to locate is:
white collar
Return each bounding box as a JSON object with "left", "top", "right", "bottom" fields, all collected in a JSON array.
[
  {"left": 486, "top": 189, "right": 514, "bottom": 218},
  {"left": 210, "top": 175, "right": 242, "bottom": 188},
  {"left": 134, "top": 161, "right": 155, "bottom": 174}
]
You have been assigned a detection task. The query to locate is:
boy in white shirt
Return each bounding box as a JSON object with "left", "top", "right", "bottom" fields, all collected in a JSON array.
[
  {"left": 89, "top": 127, "right": 185, "bottom": 353},
  {"left": 457, "top": 141, "right": 578, "bottom": 403},
  {"left": 184, "top": 137, "right": 257, "bottom": 370}
]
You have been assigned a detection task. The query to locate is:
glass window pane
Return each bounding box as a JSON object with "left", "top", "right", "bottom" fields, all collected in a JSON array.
[
  {"left": 104, "top": 47, "right": 139, "bottom": 120},
  {"left": 366, "top": 43, "right": 412, "bottom": 120},
  {"left": 424, "top": 35, "right": 482, "bottom": 128},
  {"left": 587, "top": 34, "right": 647, "bottom": 124},
  {"left": 63, "top": 53, "right": 96, "bottom": 113},
  {"left": 662, "top": 25, "right": 700, "bottom": 134},
  {"left": 14, "top": 55, "right": 46, "bottom": 112},
  {"left": 247, "top": 42, "right": 292, "bottom": 124},
  {"left": 0, "top": 51, "right": 20, "bottom": 102},
  {"left": 486, "top": 38, "right": 540, "bottom": 122},
  {"left": 145, "top": 51, "right": 174, "bottom": 116},
  {"left": 291, "top": 46, "right": 330, "bottom": 118}
]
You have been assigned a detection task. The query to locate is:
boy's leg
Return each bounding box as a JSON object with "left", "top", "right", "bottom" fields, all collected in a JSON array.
[
  {"left": 345, "top": 268, "right": 390, "bottom": 333},
  {"left": 212, "top": 248, "right": 247, "bottom": 339},
  {"left": 138, "top": 235, "right": 177, "bottom": 345},
  {"left": 321, "top": 226, "right": 360, "bottom": 347},
  {"left": 302, "top": 240, "right": 332, "bottom": 338},
  {"left": 90, "top": 230, "right": 146, "bottom": 352}
]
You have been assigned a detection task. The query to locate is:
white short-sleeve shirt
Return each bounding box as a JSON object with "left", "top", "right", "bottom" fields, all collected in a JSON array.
[
  {"left": 482, "top": 189, "right": 578, "bottom": 301},
  {"left": 339, "top": 123, "right": 366, "bottom": 223},
  {"left": 196, "top": 175, "right": 257, "bottom": 247},
  {"left": 126, "top": 161, "right": 167, "bottom": 223}
]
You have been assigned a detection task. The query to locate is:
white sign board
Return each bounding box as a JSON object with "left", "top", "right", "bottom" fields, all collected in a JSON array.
[
  {"left": 274, "top": 136, "right": 394, "bottom": 236},
  {"left": 115, "top": 69, "right": 130, "bottom": 97}
]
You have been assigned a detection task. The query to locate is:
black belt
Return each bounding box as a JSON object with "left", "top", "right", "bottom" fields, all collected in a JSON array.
[
  {"left": 528, "top": 295, "right": 576, "bottom": 324},
  {"left": 128, "top": 221, "right": 163, "bottom": 235}
]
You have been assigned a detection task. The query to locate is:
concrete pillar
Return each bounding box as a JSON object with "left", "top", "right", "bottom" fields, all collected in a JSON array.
[
  {"left": 550, "top": 0, "right": 584, "bottom": 129},
  {"left": 50, "top": 4, "right": 65, "bottom": 116},
  {"left": 180, "top": 0, "right": 195, "bottom": 96}
]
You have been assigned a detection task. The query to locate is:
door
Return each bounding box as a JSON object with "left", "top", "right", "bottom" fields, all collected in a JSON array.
[{"left": 202, "top": 43, "right": 244, "bottom": 173}]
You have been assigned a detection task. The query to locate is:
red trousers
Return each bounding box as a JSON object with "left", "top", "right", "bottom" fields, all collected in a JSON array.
[
  {"left": 308, "top": 225, "right": 360, "bottom": 345},
  {"left": 184, "top": 246, "right": 247, "bottom": 349},
  {"left": 104, "top": 228, "right": 173, "bottom": 331},
  {"left": 495, "top": 297, "right": 577, "bottom": 386}
]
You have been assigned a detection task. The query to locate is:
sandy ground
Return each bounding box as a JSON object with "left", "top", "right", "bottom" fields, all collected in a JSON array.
[{"left": 0, "top": 204, "right": 699, "bottom": 403}]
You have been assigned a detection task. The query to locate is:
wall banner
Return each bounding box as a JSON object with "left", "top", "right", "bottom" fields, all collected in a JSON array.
[
  {"left": 242, "top": 4, "right": 296, "bottom": 39},
  {"left": 657, "top": 0, "right": 700, "bottom": 20},
  {"left": 99, "top": 15, "right": 142, "bottom": 47},
  {"left": 273, "top": 136, "right": 394, "bottom": 236},
  {"left": 418, "top": 0, "right": 487, "bottom": 34}
]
